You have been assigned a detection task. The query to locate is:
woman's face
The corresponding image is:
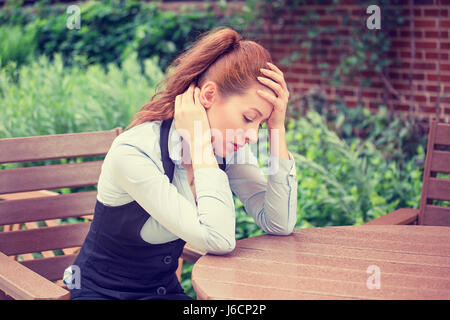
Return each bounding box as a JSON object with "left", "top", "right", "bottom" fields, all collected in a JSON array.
[{"left": 199, "top": 81, "right": 274, "bottom": 158}]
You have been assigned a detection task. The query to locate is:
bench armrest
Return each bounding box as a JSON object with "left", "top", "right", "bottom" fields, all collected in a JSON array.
[
  {"left": 182, "top": 244, "right": 206, "bottom": 264},
  {"left": 0, "top": 251, "right": 69, "bottom": 300},
  {"left": 364, "top": 208, "right": 419, "bottom": 225}
]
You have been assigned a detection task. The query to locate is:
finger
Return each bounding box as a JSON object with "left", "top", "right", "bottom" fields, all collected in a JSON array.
[
  {"left": 267, "top": 62, "right": 289, "bottom": 93},
  {"left": 194, "top": 87, "right": 200, "bottom": 105},
  {"left": 257, "top": 89, "right": 278, "bottom": 107},
  {"left": 188, "top": 83, "right": 195, "bottom": 106},
  {"left": 174, "top": 95, "right": 181, "bottom": 117},
  {"left": 181, "top": 84, "right": 194, "bottom": 107},
  {"left": 192, "top": 86, "right": 198, "bottom": 105},
  {"left": 267, "top": 62, "right": 283, "bottom": 75},
  {"left": 257, "top": 76, "right": 282, "bottom": 97},
  {"left": 260, "top": 68, "right": 287, "bottom": 90}
]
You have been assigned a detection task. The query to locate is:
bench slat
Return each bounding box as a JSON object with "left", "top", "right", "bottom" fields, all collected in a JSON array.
[
  {"left": 422, "top": 205, "right": 450, "bottom": 226},
  {"left": 435, "top": 123, "right": 450, "bottom": 146},
  {"left": 20, "top": 254, "right": 78, "bottom": 282},
  {"left": 0, "top": 251, "right": 69, "bottom": 300},
  {"left": 0, "top": 128, "right": 121, "bottom": 164},
  {"left": 364, "top": 208, "right": 419, "bottom": 225},
  {"left": 0, "top": 161, "right": 103, "bottom": 194},
  {"left": 427, "top": 177, "right": 450, "bottom": 202},
  {"left": 0, "top": 190, "right": 58, "bottom": 201},
  {"left": 0, "top": 223, "right": 90, "bottom": 256},
  {"left": 0, "top": 191, "right": 97, "bottom": 225},
  {"left": 431, "top": 151, "right": 450, "bottom": 174}
]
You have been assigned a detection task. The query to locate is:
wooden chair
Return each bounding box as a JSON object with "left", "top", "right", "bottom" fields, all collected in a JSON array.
[
  {"left": 0, "top": 129, "right": 204, "bottom": 300},
  {"left": 365, "top": 120, "right": 450, "bottom": 226}
]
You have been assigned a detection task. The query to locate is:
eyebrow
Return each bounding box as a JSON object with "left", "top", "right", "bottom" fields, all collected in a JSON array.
[{"left": 249, "top": 108, "right": 269, "bottom": 122}]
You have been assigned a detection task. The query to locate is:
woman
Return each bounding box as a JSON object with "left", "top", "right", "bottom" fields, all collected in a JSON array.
[{"left": 66, "top": 26, "right": 298, "bottom": 300}]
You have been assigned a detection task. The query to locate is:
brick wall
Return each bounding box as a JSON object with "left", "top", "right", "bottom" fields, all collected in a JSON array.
[{"left": 160, "top": 1, "right": 450, "bottom": 123}]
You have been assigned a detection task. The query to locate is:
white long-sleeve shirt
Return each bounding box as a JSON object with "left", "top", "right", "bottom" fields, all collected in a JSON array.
[{"left": 96, "top": 120, "right": 298, "bottom": 255}]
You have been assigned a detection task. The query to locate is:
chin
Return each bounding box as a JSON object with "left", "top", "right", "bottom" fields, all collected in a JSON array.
[{"left": 212, "top": 141, "right": 232, "bottom": 159}]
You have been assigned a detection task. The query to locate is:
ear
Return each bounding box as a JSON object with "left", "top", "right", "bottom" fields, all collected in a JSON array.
[{"left": 199, "top": 81, "right": 218, "bottom": 109}]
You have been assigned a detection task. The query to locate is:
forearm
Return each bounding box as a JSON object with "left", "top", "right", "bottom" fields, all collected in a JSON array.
[
  {"left": 262, "top": 153, "right": 298, "bottom": 234},
  {"left": 111, "top": 144, "right": 234, "bottom": 254},
  {"left": 227, "top": 147, "right": 297, "bottom": 235},
  {"left": 269, "top": 127, "right": 290, "bottom": 160}
]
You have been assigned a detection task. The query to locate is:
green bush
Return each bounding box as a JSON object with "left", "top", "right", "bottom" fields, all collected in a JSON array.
[
  {"left": 1, "top": 0, "right": 234, "bottom": 73},
  {"left": 0, "top": 51, "right": 162, "bottom": 138},
  {"left": 0, "top": 24, "right": 37, "bottom": 70},
  {"left": 130, "top": 1, "right": 235, "bottom": 73},
  {"left": 296, "top": 89, "right": 429, "bottom": 166},
  {"left": 0, "top": 0, "right": 35, "bottom": 25},
  {"left": 284, "top": 106, "right": 423, "bottom": 227},
  {"left": 27, "top": 1, "right": 145, "bottom": 71}
]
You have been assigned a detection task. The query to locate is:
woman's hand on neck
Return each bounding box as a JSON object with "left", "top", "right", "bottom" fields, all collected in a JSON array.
[{"left": 181, "top": 138, "right": 193, "bottom": 168}]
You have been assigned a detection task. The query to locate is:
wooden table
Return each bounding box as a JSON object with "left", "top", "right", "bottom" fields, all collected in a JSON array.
[{"left": 192, "top": 225, "right": 450, "bottom": 300}]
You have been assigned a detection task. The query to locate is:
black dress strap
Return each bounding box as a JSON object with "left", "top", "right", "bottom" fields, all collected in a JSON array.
[
  {"left": 160, "top": 118, "right": 175, "bottom": 182},
  {"left": 160, "top": 118, "right": 226, "bottom": 183}
]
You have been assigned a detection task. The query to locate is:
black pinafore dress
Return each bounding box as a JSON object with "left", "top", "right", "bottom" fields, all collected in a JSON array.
[{"left": 69, "top": 118, "right": 226, "bottom": 300}]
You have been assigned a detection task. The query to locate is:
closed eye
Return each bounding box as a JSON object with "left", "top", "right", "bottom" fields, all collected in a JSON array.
[{"left": 243, "top": 116, "right": 264, "bottom": 128}]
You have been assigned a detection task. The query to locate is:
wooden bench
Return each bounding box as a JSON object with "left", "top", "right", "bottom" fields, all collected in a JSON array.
[
  {"left": 0, "top": 129, "right": 204, "bottom": 300},
  {"left": 365, "top": 120, "right": 450, "bottom": 226}
]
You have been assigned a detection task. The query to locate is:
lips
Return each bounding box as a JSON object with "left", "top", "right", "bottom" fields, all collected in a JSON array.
[{"left": 233, "top": 143, "right": 244, "bottom": 151}]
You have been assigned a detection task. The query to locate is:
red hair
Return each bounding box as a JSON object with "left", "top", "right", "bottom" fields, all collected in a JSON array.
[{"left": 126, "top": 26, "right": 274, "bottom": 130}]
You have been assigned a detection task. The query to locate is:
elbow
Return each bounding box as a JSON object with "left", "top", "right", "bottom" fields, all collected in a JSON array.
[
  {"left": 205, "top": 237, "right": 236, "bottom": 255},
  {"left": 278, "top": 225, "right": 295, "bottom": 236},
  {"left": 264, "top": 192, "right": 297, "bottom": 236},
  {"left": 267, "top": 227, "right": 294, "bottom": 236},
  {"left": 264, "top": 220, "right": 295, "bottom": 236},
  {"left": 281, "top": 220, "right": 296, "bottom": 235}
]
